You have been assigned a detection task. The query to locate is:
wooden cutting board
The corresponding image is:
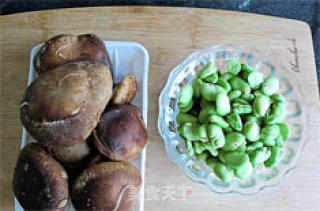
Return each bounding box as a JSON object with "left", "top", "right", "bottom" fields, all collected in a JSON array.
[{"left": 0, "top": 6, "right": 319, "bottom": 211}]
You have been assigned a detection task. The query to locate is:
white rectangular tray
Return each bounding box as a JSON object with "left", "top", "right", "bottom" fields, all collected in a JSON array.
[{"left": 15, "top": 41, "right": 149, "bottom": 211}]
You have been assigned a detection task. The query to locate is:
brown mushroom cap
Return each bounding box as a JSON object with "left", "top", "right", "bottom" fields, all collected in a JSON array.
[
  {"left": 72, "top": 162, "right": 141, "bottom": 211},
  {"left": 93, "top": 104, "right": 148, "bottom": 161},
  {"left": 34, "top": 34, "right": 111, "bottom": 74},
  {"left": 13, "top": 143, "right": 69, "bottom": 210},
  {"left": 20, "top": 60, "right": 113, "bottom": 147}
]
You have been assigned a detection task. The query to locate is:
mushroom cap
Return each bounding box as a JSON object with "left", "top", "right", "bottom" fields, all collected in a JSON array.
[
  {"left": 34, "top": 34, "right": 111, "bottom": 74},
  {"left": 20, "top": 60, "right": 113, "bottom": 147},
  {"left": 93, "top": 104, "right": 148, "bottom": 161},
  {"left": 72, "top": 161, "right": 141, "bottom": 211},
  {"left": 13, "top": 143, "right": 69, "bottom": 210}
]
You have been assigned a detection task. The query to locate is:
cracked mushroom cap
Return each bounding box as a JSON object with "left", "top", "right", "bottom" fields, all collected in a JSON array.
[
  {"left": 93, "top": 104, "right": 148, "bottom": 161},
  {"left": 20, "top": 61, "right": 113, "bottom": 147},
  {"left": 72, "top": 161, "right": 141, "bottom": 211},
  {"left": 13, "top": 143, "right": 69, "bottom": 210},
  {"left": 34, "top": 33, "right": 111, "bottom": 74}
]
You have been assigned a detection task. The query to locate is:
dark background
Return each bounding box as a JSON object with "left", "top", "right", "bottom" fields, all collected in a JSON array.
[{"left": 1, "top": 0, "right": 319, "bottom": 82}]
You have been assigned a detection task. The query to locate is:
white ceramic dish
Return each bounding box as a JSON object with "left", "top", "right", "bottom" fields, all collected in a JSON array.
[{"left": 15, "top": 41, "right": 149, "bottom": 211}]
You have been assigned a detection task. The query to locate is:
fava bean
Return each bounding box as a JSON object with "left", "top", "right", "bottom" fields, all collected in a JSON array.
[
  {"left": 217, "top": 78, "right": 231, "bottom": 93},
  {"left": 216, "top": 92, "right": 231, "bottom": 116},
  {"left": 178, "top": 84, "right": 193, "bottom": 108},
  {"left": 229, "top": 76, "right": 251, "bottom": 94},
  {"left": 271, "top": 93, "right": 285, "bottom": 102},
  {"left": 247, "top": 71, "right": 264, "bottom": 89},
  {"left": 177, "top": 113, "right": 198, "bottom": 124},
  {"left": 199, "top": 105, "right": 216, "bottom": 123},
  {"left": 245, "top": 114, "right": 263, "bottom": 125},
  {"left": 241, "top": 63, "right": 255, "bottom": 73},
  {"left": 261, "top": 77, "right": 279, "bottom": 95},
  {"left": 228, "top": 90, "right": 242, "bottom": 100},
  {"left": 221, "top": 151, "right": 250, "bottom": 169},
  {"left": 249, "top": 147, "right": 271, "bottom": 167},
  {"left": 246, "top": 141, "right": 264, "bottom": 151},
  {"left": 253, "top": 95, "right": 271, "bottom": 117},
  {"left": 241, "top": 93, "right": 255, "bottom": 102},
  {"left": 278, "top": 123, "right": 290, "bottom": 141},
  {"left": 275, "top": 135, "right": 284, "bottom": 147},
  {"left": 196, "top": 151, "right": 210, "bottom": 161},
  {"left": 233, "top": 104, "right": 252, "bottom": 114},
  {"left": 261, "top": 125, "right": 280, "bottom": 140},
  {"left": 208, "top": 124, "right": 226, "bottom": 148},
  {"left": 182, "top": 124, "right": 208, "bottom": 142},
  {"left": 204, "top": 72, "right": 219, "bottom": 83},
  {"left": 235, "top": 161, "right": 253, "bottom": 179},
  {"left": 214, "top": 163, "right": 234, "bottom": 182},
  {"left": 226, "top": 112, "right": 243, "bottom": 132},
  {"left": 192, "top": 78, "right": 202, "bottom": 98},
  {"left": 179, "top": 100, "right": 193, "bottom": 113},
  {"left": 223, "top": 132, "right": 246, "bottom": 151},
  {"left": 220, "top": 72, "right": 233, "bottom": 81},
  {"left": 208, "top": 115, "right": 230, "bottom": 128},
  {"left": 264, "top": 147, "right": 282, "bottom": 167},
  {"left": 186, "top": 140, "right": 195, "bottom": 156},
  {"left": 197, "top": 63, "right": 217, "bottom": 79},
  {"left": 205, "top": 157, "right": 219, "bottom": 168},
  {"left": 228, "top": 59, "right": 241, "bottom": 76},
  {"left": 244, "top": 121, "right": 260, "bottom": 142}
]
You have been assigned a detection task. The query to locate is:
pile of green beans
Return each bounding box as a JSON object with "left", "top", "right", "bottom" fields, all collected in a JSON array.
[{"left": 177, "top": 59, "right": 290, "bottom": 182}]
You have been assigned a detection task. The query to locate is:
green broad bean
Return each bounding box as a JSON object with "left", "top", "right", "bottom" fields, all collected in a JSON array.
[
  {"left": 199, "top": 105, "right": 216, "bottom": 123},
  {"left": 206, "top": 146, "right": 219, "bottom": 157},
  {"left": 264, "top": 102, "right": 285, "bottom": 124},
  {"left": 228, "top": 90, "right": 242, "bottom": 100},
  {"left": 217, "top": 78, "right": 231, "bottom": 93},
  {"left": 221, "top": 151, "right": 250, "bottom": 169},
  {"left": 207, "top": 124, "right": 226, "bottom": 148},
  {"left": 197, "top": 63, "right": 217, "bottom": 79},
  {"left": 249, "top": 147, "right": 271, "bottom": 167},
  {"left": 262, "top": 138, "right": 276, "bottom": 147},
  {"left": 245, "top": 114, "right": 263, "bottom": 125},
  {"left": 205, "top": 157, "right": 219, "bottom": 168},
  {"left": 275, "top": 135, "right": 284, "bottom": 147},
  {"left": 246, "top": 141, "right": 264, "bottom": 151},
  {"left": 243, "top": 121, "right": 260, "bottom": 142},
  {"left": 193, "top": 142, "right": 206, "bottom": 154},
  {"left": 208, "top": 115, "right": 229, "bottom": 128},
  {"left": 200, "top": 83, "right": 226, "bottom": 102},
  {"left": 178, "top": 84, "right": 193, "bottom": 108},
  {"left": 261, "top": 125, "right": 280, "bottom": 140},
  {"left": 216, "top": 92, "right": 231, "bottom": 116},
  {"left": 235, "top": 161, "right": 253, "bottom": 179},
  {"left": 214, "top": 163, "right": 234, "bottom": 182},
  {"left": 226, "top": 112, "right": 243, "bottom": 132},
  {"left": 229, "top": 76, "right": 251, "bottom": 94},
  {"left": 261, "top": 77, "right": 279, "bottom": 95},
  {"left": 196, "top": 151, "right": 210, "bottom": 161},
  {"left": 247, "top": 71, "right": 264, "bottom": 89},
  {"left": 254, "top": 90, "right": 264, "bottom": 97},
  {"left": 192, "top": 78, "right": 202, "bottom": 98},
  {"left": 223, "top": 126, "right": 233, "bottom": 133},
  {"left": 176, "top": 113, "right": 198, "bottom": 125},
  {"left": 241, "top": 93, "right": 255, "bottom": 102},
  {"left": 186, "top": 140, "right": 195, "bottom": 156},
  {"left": 232, "top": 98, "right": 249, "bottom": 105},
  {"left": 278, "top": 123, "right": 290, "bottom": 141},
  {"left": 223, "top": 132, "right": 246, "bottom": 151},
  {"left": 233, "top": 104, "right": 252, "bottom": 114},
  {"left": 182, "top": 124, "right": 208, "bottom": 142},
  {"left": 228, "top": 59, "right": 242, "bottom": 75},
  {"left": 241, "top": 63, "right": 255, "bottom": 73},
  {"left": 264, "top": 147, "right": 283, "bottom": 168},
  {"left": 220, "top": 72, "right": 233, "bottom": 81},
  {"left": 235, "top": 144, "right": 246, "bottom": 152},
  {"left": 204, "top": 72, "right": 219, "bottom": 83},
  {"left": 271, "top": 93, "right": 285, "bottom": 102},
  {"left": 253, "top": 95, "right": 271, "bottom": 117},
  {"left": 179, "top": 100, "right": 193, "bottom": 113}
]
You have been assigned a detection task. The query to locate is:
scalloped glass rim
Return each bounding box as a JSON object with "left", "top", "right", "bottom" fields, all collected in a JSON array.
[{"left": 158, "top": 44, "right": 309, "bottom": 195}]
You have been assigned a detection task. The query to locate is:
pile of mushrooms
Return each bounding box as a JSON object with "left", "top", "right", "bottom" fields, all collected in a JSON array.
[{"left": 13, "top": 34, "right": 148, "bottom": 211}]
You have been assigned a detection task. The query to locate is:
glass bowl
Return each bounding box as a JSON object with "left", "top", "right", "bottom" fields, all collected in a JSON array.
[{"left": 158, "top": 44, "right": 308, "bottom": 194}]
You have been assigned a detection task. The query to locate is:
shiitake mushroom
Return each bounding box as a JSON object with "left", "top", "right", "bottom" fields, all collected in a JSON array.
[
  {"left": 34, "top": 33, "right": 111, "bottom": 74},
  {"left": 13, "top": 143, "right": 69, "bottom": 210},
  {"left": 111, "top": 74, "right": 137, "bottom": 105},
  {"left": 20, "top": 60, "right": 113, "bottom": 147},
  {"left": 93, "top": 104, "right": 148, "bottom": 161},
  {"left": 72, "top": 161, "right": 141, "bottom": 211}
]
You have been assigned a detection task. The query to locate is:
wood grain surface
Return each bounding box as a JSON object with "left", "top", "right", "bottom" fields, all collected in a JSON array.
[{"left": 0, "top": 6, "right": 319, "bottom": 211}]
